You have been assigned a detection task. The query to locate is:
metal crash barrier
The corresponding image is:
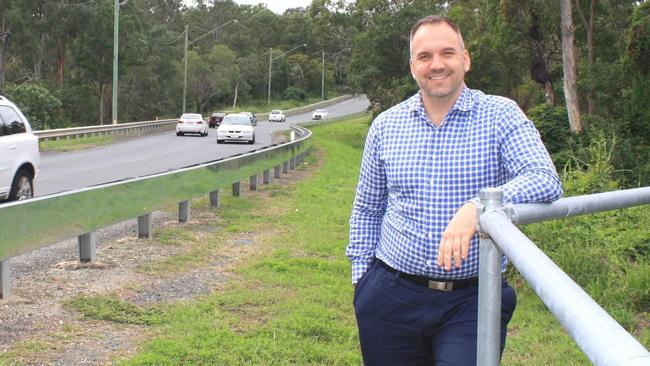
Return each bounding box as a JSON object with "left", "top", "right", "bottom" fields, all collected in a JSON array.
[
  {"left": 476, "top": 186, "right": 650, "bottom": 366},
  {"left": 0, "top": 109, "right": 374, "bottom": 299}
]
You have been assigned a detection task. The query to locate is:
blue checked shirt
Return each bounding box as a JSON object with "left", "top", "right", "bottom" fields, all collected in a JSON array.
[{"left": 346, "top": 87, "right": 563, "bottom": 283}]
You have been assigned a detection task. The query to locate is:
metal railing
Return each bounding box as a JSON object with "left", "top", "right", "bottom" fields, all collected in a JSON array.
[
  {"left": 476, "top": 187, "right": 650, "bottom": 366},
  {"left": 34, "top": 95, "right": 355, "bottom": 146}
]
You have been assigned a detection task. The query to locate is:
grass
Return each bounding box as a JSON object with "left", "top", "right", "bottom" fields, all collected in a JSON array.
[
  {"left": 31, "top": 115, "right": 647, "bottom": 364},
  {"left": 40, "top": 134, "right": 114, "bottom": 152}
]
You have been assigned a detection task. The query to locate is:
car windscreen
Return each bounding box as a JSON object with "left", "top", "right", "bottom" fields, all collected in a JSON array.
[
  {"left": 181, "top": 114, "right": 202, "bottom": 120},
  {"left": 221, "top": 117, "right": 251, "bottom": 126}
]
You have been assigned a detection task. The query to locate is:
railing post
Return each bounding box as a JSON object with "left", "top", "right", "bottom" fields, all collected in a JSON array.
[
  {"left": 179, "top": 200, "right": 191, "bottom": 222},
  {"left": 78, "top": 232, "right": 97, "bottom": 262},
  {"left": 274, "top": 165, "right": 281, "bottom": 178},
  {"left": 283, "top": 161, "right": 289, "bottom": 174},
  {"left": 0, "top": 260, "right": 10, "bottom": 299},
  {"left": 263, "top": 169, "right": 270, "bottom": 184},
  {"left": 138, "top": 213, "right": 152, "bottom": 239},
  {"left": 289, "top": 157, "right": 296, "bottom": 170},
  {"left": 209, "top": 189, "right": 221, "bottom": 208},
  {"left": 232, "top": 182, "right": 241, "bottom": 197},
  {"left": 250, "top": 175, "right": 257, "bottom": 191},
  {"left": 477, "top": 188, "right": 505, "bottom": 366}
]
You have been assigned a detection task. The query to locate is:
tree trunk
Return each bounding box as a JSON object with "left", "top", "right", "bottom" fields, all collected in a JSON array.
[
  {"left": 545, "top": 81, "right": 555, "bottom": 106},
  {"left": 232, "top": 81, "right": 238, "bottom": 110},
  {"left": 560, "top": 0, "right": 582, "bottom": 133},
  {"left": 34, "top": 33, "right": 44, "bottom": 81},
  {"left": 574, "top": 0, "right": 596, "bottom": 114}
]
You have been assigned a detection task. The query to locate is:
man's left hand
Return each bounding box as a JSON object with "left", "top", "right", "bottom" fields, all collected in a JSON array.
[{"left": 437, "top": 202, "right": 478, "bottom": 271}]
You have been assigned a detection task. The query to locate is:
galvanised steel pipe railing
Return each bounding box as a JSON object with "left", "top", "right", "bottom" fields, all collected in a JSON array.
[{"left": 476, "top": 187, "right": 650, "bottom": 366}]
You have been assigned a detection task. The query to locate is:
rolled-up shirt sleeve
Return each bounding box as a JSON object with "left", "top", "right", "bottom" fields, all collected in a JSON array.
[{"left": 346, "top": 121, "right": 387, "bottom": 284}]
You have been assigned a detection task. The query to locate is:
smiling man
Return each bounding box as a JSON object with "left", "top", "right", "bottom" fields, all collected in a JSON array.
[{"left": 346, "top": 15, "right": 563, "bottom": 366}]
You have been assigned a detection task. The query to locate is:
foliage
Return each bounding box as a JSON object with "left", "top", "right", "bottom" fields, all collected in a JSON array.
[
  {"left": 3, "top": 83, "right": 63, "bottom": 130},
  {"left": 282, "top": 86, "right": 307, "bottom": 100}
]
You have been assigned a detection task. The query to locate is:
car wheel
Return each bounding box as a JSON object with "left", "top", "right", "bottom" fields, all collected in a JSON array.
[
  {"left": 176, "top": 132, "right": 183, "bottom": 136},
  {"left": 217, "top": 139, "right": 223, "bottom": 144},
  {"left": 249, "top": 135, "right": 255, "bottom": 144},
  {"left": 9, "top": 170, "right": 33, "bottom": 201}
]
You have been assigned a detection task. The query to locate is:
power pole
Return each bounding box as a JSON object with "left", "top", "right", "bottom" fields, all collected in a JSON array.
[{"left": 111, "top": 0, "right": 119, "bottom": 124}]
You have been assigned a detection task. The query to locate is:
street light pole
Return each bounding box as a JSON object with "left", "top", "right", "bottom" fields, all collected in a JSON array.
[
  {"left": 321, "top": 48, "right": 350, "bottom": 102},
  {"left": 267, "top": 43, "right": 307, "bottom": 107},
  {"left": 321, "top": 50, "right": 325, "bottom": 101},
  {"left": 182, "top": 24, "right": 189, "bottom": 114},
  {"left": 267, "top": 48, "right": 273, "bottom": 107},
  {"left": 111, "top": 0, "right": 119, "bottom": 124},
  {"left": 182, "top": 19, "right": 238, "bottom": 114}
]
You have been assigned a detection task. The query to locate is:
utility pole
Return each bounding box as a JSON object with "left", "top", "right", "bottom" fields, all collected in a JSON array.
[
  {"left": 182, "top": 25, "right": 189, "bottom": 114},
  {"left": 267, "top": 48, "right": 272, "bottom": 107},
  {"left": 321, "top": 50, "right": 325, "bottom": 101},
  {"left": 111, "top": 0, "right": 119, "bottom": 124}
]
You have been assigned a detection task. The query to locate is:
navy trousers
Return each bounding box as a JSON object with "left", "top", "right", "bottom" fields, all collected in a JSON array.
[{"left": 353, "top": 261, "right": 517, "bottom": 366}]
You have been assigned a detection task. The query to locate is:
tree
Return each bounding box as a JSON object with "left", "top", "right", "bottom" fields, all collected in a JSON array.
[{"left": 560, "top": 0, "right": 582, "bottom": 133}]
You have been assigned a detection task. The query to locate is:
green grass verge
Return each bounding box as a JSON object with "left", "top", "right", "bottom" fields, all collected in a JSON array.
[
  {"left": 40, "top": 134, "right": 114, "bottom": 152},
  {"left": 54, "top": 116, "right": 646, "bottom": 364}
]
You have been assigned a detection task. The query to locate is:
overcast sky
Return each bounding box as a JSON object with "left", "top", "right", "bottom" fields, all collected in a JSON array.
[{"left": 233, "top": 0, "right": 312, "bottom": 14}]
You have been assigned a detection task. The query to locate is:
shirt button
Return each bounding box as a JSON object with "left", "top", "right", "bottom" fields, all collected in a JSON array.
[
  {"left": 426, "top": 260, "right": 433, "bottom": 267},
  {"left": 430, "top": 179, "right": 435, "bottom": 186},
  {"left": 427, "top": 232, "right": 433, "bottom": 240}
]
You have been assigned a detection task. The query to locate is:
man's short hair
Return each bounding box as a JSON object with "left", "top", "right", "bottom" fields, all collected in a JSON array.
[{"left": 409, "top": 15, "right": 465, "bottom": 52}]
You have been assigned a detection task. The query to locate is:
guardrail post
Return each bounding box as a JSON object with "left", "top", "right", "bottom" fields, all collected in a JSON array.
[
  {"left": 250, "top": 175, "right": 257, "bottom": 191},
  {"left": 78, "top": 232, "right": 97, "bottom": 262},
  {"left": 274, "top": 165, "right": 281, "bottom": 178},
  {"left": 233, "top": 182, "right": 241, "bottom": 197},
  {"left": 283, "top": 161, "right": 289, "bottom": 174},
  {"left": 289, "top": 158, "right": 295, "bottom": 170},
  {"left": 477, "top": 188, "right": 505, "bottom": 366},
  {"left": 1, "top": 260, "right": 10, "bottom": 298},
  {"left": 179, "top": 200, "right": 191, "bottom": 222},
  {"left": 209, "top": 189, "right": 221, "bottom": 208},
  {"left": 138, "top": 213, "right": 153, "bottom": 239},
  {"left": 263, "top": 169, "right": 271, "bottom": 184}
]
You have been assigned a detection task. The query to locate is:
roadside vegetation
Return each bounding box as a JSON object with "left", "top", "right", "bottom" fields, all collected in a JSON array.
[
  {"left": 40, "top": 134, "right": 114, "bottom": 152},
  {"left": 35, "top": 116, "right": 645, "bottom": 365}
]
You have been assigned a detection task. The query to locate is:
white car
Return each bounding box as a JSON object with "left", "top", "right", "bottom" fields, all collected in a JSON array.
[
  {"left": 268, "top": 110, "right": 286, "bottom": 122},
  {"left": 312, "top": 109, "right": 328, "bottom": 120},
  {"left": 176, "top": 113, "right": 208, "bottom": 136},
  {"left": 0, "top": 96, "right": 39, "bottom": 202},
  {"left": 216, "top": 113, "right": 256, "bottom": 144}
]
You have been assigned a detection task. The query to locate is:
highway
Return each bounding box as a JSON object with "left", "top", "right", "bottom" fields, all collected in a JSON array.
[{"left": 36, "top": 95, "right": 370, "bottom": 196}]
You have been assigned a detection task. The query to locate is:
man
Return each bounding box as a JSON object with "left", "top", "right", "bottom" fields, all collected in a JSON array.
[{"left": 346, "top": 15, "right": 562, "bottom": 366}]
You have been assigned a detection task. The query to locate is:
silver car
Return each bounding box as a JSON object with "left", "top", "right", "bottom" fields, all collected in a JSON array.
[{"left": 216, "top": 113, "right": 256, "bottom": 144}]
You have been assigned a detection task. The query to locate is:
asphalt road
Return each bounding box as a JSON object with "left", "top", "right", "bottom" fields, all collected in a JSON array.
[{"left": 36, "top": 95, "right": 370, "bottom": 197}]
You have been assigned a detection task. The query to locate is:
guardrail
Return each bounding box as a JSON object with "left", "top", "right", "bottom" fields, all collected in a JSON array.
[
  {"left": 476, "top": 187, "right": 650, "bottom": 366},
  {"left": 0, "top": 110, "right": 369, "bottom": 298},
  {"left": 34, "top": 95, "right": 356, "bottom": 147}
]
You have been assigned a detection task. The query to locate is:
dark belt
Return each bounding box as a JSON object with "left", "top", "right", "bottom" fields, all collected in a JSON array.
[{"left": 377, "top": 259, "right": 479, "bottom": 291}]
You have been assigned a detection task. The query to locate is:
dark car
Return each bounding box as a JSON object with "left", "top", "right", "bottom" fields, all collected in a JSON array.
[{"left": 208, "top": 112, "right": 226, "bottom": 128}]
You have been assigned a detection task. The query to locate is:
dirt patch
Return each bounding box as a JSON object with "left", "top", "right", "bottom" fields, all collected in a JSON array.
[{"left": 0, "top": 155, "right": 321, "bottom": 365}]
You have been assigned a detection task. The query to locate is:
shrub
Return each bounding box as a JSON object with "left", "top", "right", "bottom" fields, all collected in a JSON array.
[{"left": 282, "top": 86, "right": 307, "bottom": 101}]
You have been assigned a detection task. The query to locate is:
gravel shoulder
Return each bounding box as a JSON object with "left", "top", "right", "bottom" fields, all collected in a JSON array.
[{"left": 0, "top": 162, "right": 314, "bottom": 366}]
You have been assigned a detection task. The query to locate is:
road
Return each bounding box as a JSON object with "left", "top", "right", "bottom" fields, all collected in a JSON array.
[{"left": 36, "top": 95, "right": 370, "bottom": 196}]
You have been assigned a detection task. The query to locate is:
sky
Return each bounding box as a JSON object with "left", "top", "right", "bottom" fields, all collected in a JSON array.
[{"left": 232, "top": 0, "right": 312, "bottom": 14}]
